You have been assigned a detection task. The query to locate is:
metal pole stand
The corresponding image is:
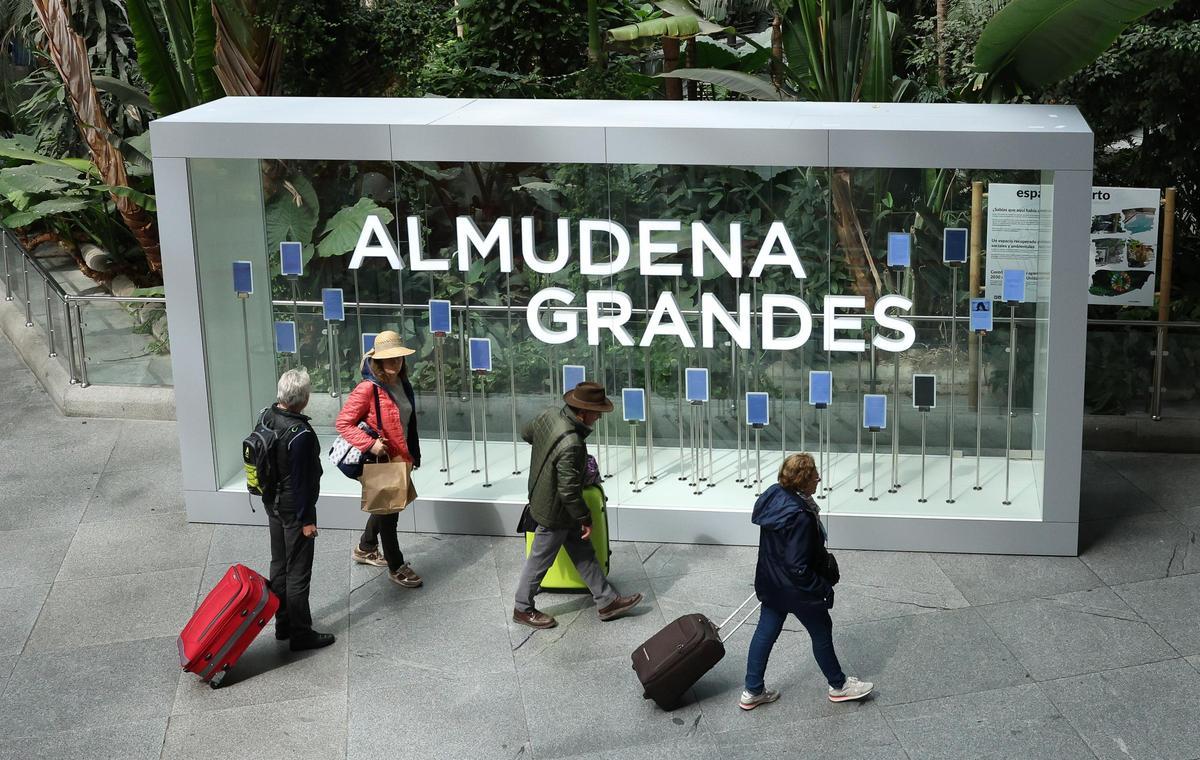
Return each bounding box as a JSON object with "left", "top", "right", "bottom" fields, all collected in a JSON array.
[
  {"left": 918, "top": 410, "right": 929, "bottom": 503},
  {"left": 754, "top": 425, "right": 764, "bottom": 493},
  {"left": 325, "top": 321, "right": 339, "bottom": 399},
  {"left": 690, "top": 401, "right": 703, "bottom": 496},
  {"left": 629, "top": 421, "right": 642, "bottom": 493},
  {"left": 476, "top": 370, "right": 491, "bottom": 488},
  {"left": 974, "top": 330, "right": 985, "bottom": 491},
  {"left": 815, "top": 404, "right": 828, "bottom": 499},
  {"left": 434, "top": 334, "right": 453, "bottom": 486},
  {"left": 869, "top": 429, "right": 880, "bottom": 501},
  {"left": 705, "top": 401, "right": 715, "bottom": 489},
  {"left": 855, "top": 352, "right": 864, "bottom": 492},
  {"left": 890, "top": 269, "right": 902, "bottom": 493},
  {"left": 947, "top": 265, "right": 959, "bottom": 504},
  {"left": 240, "top": 294, "right": 254, "bottom": 417},
  {"left": 508, "top": 274, "right": 521, "bottom": 475},
  {"left": 734, "top": 347, "right": 745, "bottom": 484},
  {"left": 677, "top": 364, "right": 687, "bottom": 481},
  {"left": 1003, "top": 304, "right": 1017, "bottom": 505}
]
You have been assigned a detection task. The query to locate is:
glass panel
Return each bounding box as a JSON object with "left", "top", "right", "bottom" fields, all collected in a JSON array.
[{"left": 76, "top": 300, "right": 173, "bottom": 386}]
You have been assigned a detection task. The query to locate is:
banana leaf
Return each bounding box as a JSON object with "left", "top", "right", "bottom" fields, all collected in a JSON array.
[
  {"left": 657, "top": 68, "right": 783, "bottom": 100},
  {"left": 317, "top": 199, "right": 395, "bottom": 259},
  {"left": 127, "top": 0, "right": 193, "bottom": 115}
]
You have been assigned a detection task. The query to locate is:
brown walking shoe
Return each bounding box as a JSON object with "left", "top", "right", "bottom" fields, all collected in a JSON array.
[
  {"left": 598, "top": 593, "right": 643, "bottom": 621},
  {"left": 512, "top": 608, "right": 557, "bottom": 629},
  {"left": 352, "top": 546, "right": 388, "bottom": 568},
  {"left": 388, "top": 563, "right": 423, "bottom": 588}
]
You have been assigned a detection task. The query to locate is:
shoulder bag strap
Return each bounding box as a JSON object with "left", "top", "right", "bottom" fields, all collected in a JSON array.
[
  {"left": 372, "top": 384, "right": 383, "bottom": 434},
  {"left": 528, "top": 430, "right": 574, "bottom": 495}
]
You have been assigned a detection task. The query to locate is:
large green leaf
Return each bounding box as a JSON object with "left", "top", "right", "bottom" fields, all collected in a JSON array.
[
  {"left": 317, "top": 199, "right": 395, "bottom": 259},
  {"left": 859, "top": 0, "right": 893, "bottom": 102},
  {"left": 93, "top": 184, "right": 158, "bottom": 211},
  {"left": 93, "top": 74, "right": 154, "bottom": 112},
  {"left": 264, "top": 175, "right": 320, "bottom": 265},
  {"left": 0, "top": 139, "right": 96, "bottom": 175},
  {"left": 975, "top": 0, "right": 1175, "bottom": 88},
  {"left": 127, "top": 0, "right": 193, "bottom": 115},
  {"left": 609, "top": 16, "right": 703, "bottom": 41},
  {"left": 652, "top": 0, "right": 731, "bottom": 35},
  {"left": 191, "top": 0, "right": 222, "bottom": 102},
  {"left": 657, "top": 68, "right": 783, "bottom": 100}
]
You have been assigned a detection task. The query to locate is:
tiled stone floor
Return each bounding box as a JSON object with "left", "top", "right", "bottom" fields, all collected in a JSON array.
[{"left": 2, "top": 335, "right": 1200, "bottom": 760}]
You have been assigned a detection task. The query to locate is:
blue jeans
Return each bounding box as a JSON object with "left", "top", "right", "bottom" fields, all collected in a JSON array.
[{"left": 744, "top": 603, "right": 846, "bottom": 694}]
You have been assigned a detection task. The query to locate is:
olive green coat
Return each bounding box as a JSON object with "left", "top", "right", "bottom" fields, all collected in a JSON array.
[{"left": 522, "top": 405, "right": 592, "bottom": 530}]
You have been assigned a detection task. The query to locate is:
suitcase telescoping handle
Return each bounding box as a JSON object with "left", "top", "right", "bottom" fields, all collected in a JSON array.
[{"left": 716, "top": 592, "right": 762, "bottom": 644}]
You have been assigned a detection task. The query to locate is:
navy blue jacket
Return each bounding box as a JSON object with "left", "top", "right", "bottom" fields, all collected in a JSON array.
[{"left": 752, "top": 484, "right": 834, "bottom": 611}]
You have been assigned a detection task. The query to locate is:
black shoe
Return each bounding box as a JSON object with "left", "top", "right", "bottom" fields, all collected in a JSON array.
[
  {"left": 275, "top": 628, "right": 291, "bottom": 641},
  {"left": 289, "top": 631, "right": 336, "bottom": 652}
]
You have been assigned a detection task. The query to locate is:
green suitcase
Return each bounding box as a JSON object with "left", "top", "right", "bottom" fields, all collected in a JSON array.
[{"left": 525, "top": 485, "right": 611, "bottom": 591}]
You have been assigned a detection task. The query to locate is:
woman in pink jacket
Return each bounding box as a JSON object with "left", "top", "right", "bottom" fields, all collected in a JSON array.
[{"left": 336, "top": 330, "right": 423, "bottom": 588}]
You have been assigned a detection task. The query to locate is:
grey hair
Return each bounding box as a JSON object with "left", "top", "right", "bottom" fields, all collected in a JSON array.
[{"left": 276, "top": 368, "right": 311, "bottom": 409}]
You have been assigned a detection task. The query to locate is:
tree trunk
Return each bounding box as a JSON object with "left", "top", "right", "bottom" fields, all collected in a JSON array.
[
  {"left": 212, "top": 1, "right": 283, "bottom": 97},
  {"left": 587, "top": 0, "right": 604, "bottom": 71},
  {"left": 31, "top": 0, "right": 161, "bottom": 272},
  {"left": 685, "top": 37, "right": 698, "bottom": 100},
  {"left": 663, "top": 36, "right": 682, "bottom": 100},
  {"left": 771, "top": 12, "right": 783, "bottom": 92},
  {"left": 936, "top": 0, "right": 947, "bottom": 88},
  {"left": 831, "top": 169, "right": 882, "bottom": 307}
]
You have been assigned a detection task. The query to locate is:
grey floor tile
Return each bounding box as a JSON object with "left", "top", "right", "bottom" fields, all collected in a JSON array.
[
  {"left": 589, "top": 736, "right": 720, "bottom": 760},
  {"left": 27, "top": 567, "right": 202, "bottom": 652},
  {"left": 1079, "top": 512, "right": 1199, "bottom": 585},
  {"left": 106, "top": 419, "right": 181, "bottom": 473},
  {"left": 0, "top": 493, "right": 89, "bottom": 531},
  {"left": 650, "top": 568, "right": 760, "bottom": 626},
  {"left": 206, "top": 524, "right": 354, "bottom": 569},
  {"left": 885, "top": 683, "right": 1094, "bottom": 760},
  {"left": 1095, "top": 451, "right": 1200, "bottom": 511},
  {"left": 713, "top": 708, "right": 907, "bottom": 760},
  {"left": 831, "top": 550, "right": 970, "bottom": 624},
  {"left": 0, "top": 636, "right": 179, "bottom": 737},
  {"left": 381, "top": 533, "right": 504, "bottom": 607},
  {"left": 835, "top": 607, "right": 1029, "bottom": 706},
  {"left": 932, "top": 552, "right": 1104, "bottom": 605},
  {"left": 348, "top": 669, "right": 527, "bottom": 760},
  {"left": 508, "top": 580, "right": 663, "bottom": 668},
  {"left": 0, "top": 585, "right": 49, "bottom": 657},
  {"left": 1045, "top": 658, "right": 1200, "bottom": 760},
  {"left": 349, "top": 594, "right": 513, "bottom": 688},
  {"left": 635, "top": 541, "right": 759, "bottom": 579},
  {"left": 1079, "top": 455, "right": 1164, "bottom": 521},
  {"left": 0, "top": 656, "right": 14, "bottom": 696},
  {"left": 82, "top": 464, "right": 186, "bottom": 523},
  {"left": 58, "top": 512, "right": 213, "bottom": 581},
  {"left": 1174, "top": 505, "right": 1200, "bottom": 531},
  {"left": 977, "top": 587, "right": 1177, "bottom": 682},
  {"left": 0, "top": 527, "right": 74, "bottom": 588},
  {"left": 1113, "top": 574, "right": 1200, "bottom": 656},
  {"left": 162, "top": 694, "right": 346, "bottom": 760},
  {"left": 519, "top": 653, "right": 705, "bottom": 759},
  {"left": 0, "top": 417, "right": 121, "bottom": 480},
  {"left": 1189, "top": 655, "right": 1200, "bottom": 674},
  {"left": 0, "top": 719, "right": 167, "bottom": 760}
]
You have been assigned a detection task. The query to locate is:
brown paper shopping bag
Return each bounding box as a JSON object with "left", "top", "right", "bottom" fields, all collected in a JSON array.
[{"left": 360, "top": 458, "right": 417, "bottom": 514}]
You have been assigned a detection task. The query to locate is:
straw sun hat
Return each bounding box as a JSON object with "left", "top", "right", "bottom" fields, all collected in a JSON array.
[{"left": 366, "top": 330, "right": 415, "bottom": 360}]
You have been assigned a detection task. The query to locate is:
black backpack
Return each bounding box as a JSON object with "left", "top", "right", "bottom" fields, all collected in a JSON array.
[{"left": 242, "top": 408, "right": 279, "bottom": 504}]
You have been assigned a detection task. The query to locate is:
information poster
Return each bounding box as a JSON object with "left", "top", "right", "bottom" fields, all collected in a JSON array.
[
  {"left": 1088, "top": 187, "right": 1160, "bottom": 306},
  {"left": 985, "top": 184, "right": 1051, "bottom": 301}
]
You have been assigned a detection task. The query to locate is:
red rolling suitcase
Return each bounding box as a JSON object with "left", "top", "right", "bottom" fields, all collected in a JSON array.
[
  {"left": 179, "top": 564, "right": 279, "bottom": 688},
  {"left": 632, "top": 593, "right": 760, "bottom": 710}
]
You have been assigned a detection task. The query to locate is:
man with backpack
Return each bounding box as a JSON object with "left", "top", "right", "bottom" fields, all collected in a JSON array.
[
  {"left": 258, "top": 369, "right": 335, "bottom": 651},
  {"left": 513, "top": 382, "right": 642, "bottom": 629}
]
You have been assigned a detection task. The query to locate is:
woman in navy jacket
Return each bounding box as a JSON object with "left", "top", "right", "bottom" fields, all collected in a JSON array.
[{"left": 740, "top": 453, "right": 875, "bottom": 710}]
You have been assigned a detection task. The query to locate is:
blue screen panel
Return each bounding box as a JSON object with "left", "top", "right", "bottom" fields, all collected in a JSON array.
[
  {"left": 622, "top": 388, "right": 646, "bottom": 422},
  {"left": 469, "top": 338, "right": 492, "bottom": 372},
  {"left": 887, "top": 232, "right": 912, "bottom": 268},
  {"left": 280, "top": 242, "right": 303, "bottom": 277},
  {"left": 808, "top": 371, "right": 832, "bottom": 407},
  {"left": 685, "top": 368, "right": 709, "bottom": 403},
  {"left": 274, "top": 321, "right": 297, "bottom": 354},
  {"left": 1002, "top": 269, "right": 1027, "bottom": 303},
  {"left": 746, "top": 392, "right": 770, "bottom": 426},
  {"left": 321, "top": 288, "right": 345, "bottom": 322},
  {"left": 863, "top": 394, "right": 888, "bottom": 430},
  {"left": 429, "top": 300, "right": 452, "bottom": 334},
  {"left": 232, "top": 261, "right": 253, "bottom": 295},
  {"left": 969, "top": 299, "right": 993, "bottom": 332},
  {"left": 943, "top": 228, "right": 968, "bottom": 264},
  {"left": 361, "top": 332, "right": 377, "bottom": 355},
  {"left": 562, "top": 365, "right": 586, "bottom": 392}
]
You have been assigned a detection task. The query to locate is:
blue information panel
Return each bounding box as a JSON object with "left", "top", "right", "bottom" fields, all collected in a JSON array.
[
  {"left": 685, "top": 368, "right": 709, "bottom": 403},
  {"left": 361, "top": 332, "right": 377, "bottom": 355},
  {"left": 808, "top": 370, "right": 832, "bottom": 407},
  {"left": 280, "top": 241, "right": 303, "bottom": 277},
  {"left": 562, "top": 365, "right": 586, "bottom": 393},
  {"left": 943, "top": 228, "right": 968, "bottom": 264},
  {"left": 887, "top": 232, "right": 912, "bottom": 268},
  {"left": 1002, "top": 269, "right": 1026, "bottom": 303},
  {"left": 970, "top": 298, "right": 994, "bottom": 332},
  {"left": 429, "top": 300, "right": 452, "bottom": 334},
  {"left": 274, "top": 321, "right": 297, "bottom": 354},
  {"left": 746, "top": 392, "right": 770, "bottom": 427},
  {"left": 863, "top": 394, "right": 888, "bottom": 430},
  {"left": 232, "top": 261, "right": 253, "bottom": 295},
  {"left": 321, "top": 288, "right": 345, "bottom": 322},
  {"left": 622, "top": 388, "right": 646, "bottom": 423},
  {"left": 469, "top": 338, "right": 492, "bottom": 372}
]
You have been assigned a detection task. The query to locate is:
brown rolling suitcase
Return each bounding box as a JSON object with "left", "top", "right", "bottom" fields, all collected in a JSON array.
[{"left": 631, "top": 594, "right": 760, "bottom": 710}]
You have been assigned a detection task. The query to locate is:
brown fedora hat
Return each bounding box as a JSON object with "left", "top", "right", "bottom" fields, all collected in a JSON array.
[{"left": 563, "top": 381, "right": 614, "bottom": 413}]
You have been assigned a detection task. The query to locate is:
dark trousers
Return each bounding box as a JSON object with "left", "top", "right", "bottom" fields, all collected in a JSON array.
[
  {"left": 745, "top": 603, "right": 846, "bottom": 693},
  {"left": 267, "top": 506, "right": 316, "bottom": 637},
  {"left": 359, "top": 513, "right": 405, "bottom": 572}
]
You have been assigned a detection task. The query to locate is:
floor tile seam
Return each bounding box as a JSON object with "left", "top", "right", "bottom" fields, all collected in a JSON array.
[
  {"left": 51, "top": 562, "right": 208, "bottom": 586},
  {"left": 875, "top": 700, "right": 919, "bottom": 758},
  {"left": 1106, "top": 585, "right": 1189, "bottom": 660},
  {"left": 1026, "top": 653, "right": 1190, "bottom": 687},
  {"left": 1024, "top": 681, "right": 1104, "bottom": 760},
  {"left": 0, "top": 715, "right": 169, "bottom": 744}
]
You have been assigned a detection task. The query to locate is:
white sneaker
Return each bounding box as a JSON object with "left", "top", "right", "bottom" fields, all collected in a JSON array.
[
  {"left": 738, "top": 688, "right": 780, "bottom": 711},
  {"left": 828, "top": 676, "right": 874, "bottom": 702}
]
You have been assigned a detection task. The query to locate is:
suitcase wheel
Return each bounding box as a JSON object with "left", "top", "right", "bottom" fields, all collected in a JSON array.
[{"left": 208, "top": 669, "right": 227, "bottom": 689}]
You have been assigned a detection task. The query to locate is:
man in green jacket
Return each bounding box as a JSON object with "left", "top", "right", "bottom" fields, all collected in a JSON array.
[{"left": 513, "top": 382, "right": 642, "bottom": 629}]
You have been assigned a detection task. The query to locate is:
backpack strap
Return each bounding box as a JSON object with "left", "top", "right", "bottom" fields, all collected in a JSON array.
[{"left": 529, "top": 429, "right": 575, "bottom": 496}]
